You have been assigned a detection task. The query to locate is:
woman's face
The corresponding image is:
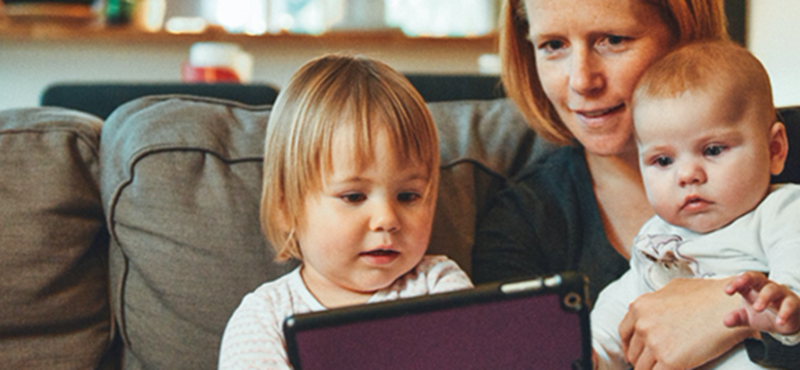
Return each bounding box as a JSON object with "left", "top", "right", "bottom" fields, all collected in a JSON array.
[{"left": 526, "top": 0, "right": 675, "bottom": 156}]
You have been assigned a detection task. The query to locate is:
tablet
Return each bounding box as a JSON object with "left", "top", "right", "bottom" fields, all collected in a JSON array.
[{"left": 284, "top": 271, "right": 592, "bottom": 370}]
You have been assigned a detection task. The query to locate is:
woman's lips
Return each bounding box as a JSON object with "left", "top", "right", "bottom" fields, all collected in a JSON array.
[{"left": 575, "top": 103, "right": 625, "bottom": 120}]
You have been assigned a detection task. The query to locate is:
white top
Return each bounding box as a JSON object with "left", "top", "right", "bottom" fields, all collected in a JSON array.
[
  {"left": 218, "top": 255, "right": 473, "bottom": 370},
  {"left": 592, "top": 184, "right": 800, "bottom": 370}
]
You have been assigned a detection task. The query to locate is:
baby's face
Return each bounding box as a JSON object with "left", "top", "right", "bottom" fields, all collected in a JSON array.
[{"left": 634, "top": 89, "right": 779, "bottom": 233}]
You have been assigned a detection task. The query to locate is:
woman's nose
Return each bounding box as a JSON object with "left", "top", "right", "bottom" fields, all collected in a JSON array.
[
  {"left": 369, "top": 200, "right": 400, "bottom": 233},
  {"left": 569, "top": 48, "right": 604, "bottom": 95},
  {"left": 678, "top": 161, "right": 707, "bottom": 187}
]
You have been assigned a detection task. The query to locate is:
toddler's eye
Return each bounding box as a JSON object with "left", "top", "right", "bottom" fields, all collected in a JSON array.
[
  {"left": 654, "top": 156, "right": 673, "bottom": 167},
  {"left": 341, "top": 193, "right": 366, "bottom": 203},
  {"left": 704, "top": 145, "right": 726, "bottom": 157},
  {"left": 398, "top": 192, "right": 421, "bottom": 203}
]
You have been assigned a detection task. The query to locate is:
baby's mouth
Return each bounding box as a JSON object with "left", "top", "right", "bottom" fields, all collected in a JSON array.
[{"left": 681, "top": 196, "right": 709, "bottom": 210}]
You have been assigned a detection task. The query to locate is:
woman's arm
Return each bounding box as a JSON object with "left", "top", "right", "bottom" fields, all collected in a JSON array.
[{"left": 618, "top": 277, "right": 756, "bottom": 370}]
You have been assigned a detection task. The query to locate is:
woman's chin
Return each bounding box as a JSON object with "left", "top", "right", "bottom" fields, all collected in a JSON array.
[{"left": 578, "top": 134, "right": 637, "bottom": 158}]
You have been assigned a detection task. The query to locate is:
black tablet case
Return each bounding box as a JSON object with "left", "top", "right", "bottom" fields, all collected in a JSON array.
[{"left": 284, "top": 272, "right": 592, "bottom": 370}]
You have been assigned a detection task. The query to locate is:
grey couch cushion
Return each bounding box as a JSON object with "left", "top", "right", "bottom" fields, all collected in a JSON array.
[
  {"left": 100, "top": 96, "right": 297, "bottom": 370},
  {"left": 427, "top": 99, "right": 552, "bottom": 276},
  {"left": 0, "top": 108, "right": 114, "bottom": 369},
  {"left": 100, "top": 95, "right": 544, "bottom": 369}
]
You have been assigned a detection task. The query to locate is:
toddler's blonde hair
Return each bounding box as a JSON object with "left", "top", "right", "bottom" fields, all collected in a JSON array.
[{"left": 261, "top": 54, "right": 439, "bottom": 261}]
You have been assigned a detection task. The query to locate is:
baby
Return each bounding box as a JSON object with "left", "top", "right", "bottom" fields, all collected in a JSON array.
[
  {"left": 218, "top": 54, "right": 473, "bottom": 369},
  {"left": 592, "top": 41, "right": 800, "bottom": 369}
]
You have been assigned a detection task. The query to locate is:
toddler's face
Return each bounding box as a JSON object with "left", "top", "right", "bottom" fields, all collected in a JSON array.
[
  {"left": 635, "top": 89, "right": 781, "bottom": 233},
  {"left": 296, "top": 125, "right": 434, "bottom": 307}
]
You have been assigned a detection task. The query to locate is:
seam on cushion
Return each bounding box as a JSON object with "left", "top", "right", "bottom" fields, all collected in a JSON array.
[
  {"left": 114, "top": 244, "right": 130, "bottom": 349},
  {"left": 105, "top": 144, "right": 262, "bottom": 353},
  {"left": 105, "top": 144, "right": 262, "bottom": 246},
  {"left": 0, "top": 127, "right": 102, "bottom": 159}
]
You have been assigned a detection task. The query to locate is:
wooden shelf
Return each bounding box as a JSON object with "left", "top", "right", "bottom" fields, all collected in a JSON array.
[{"left": 0, "top": 17, "right": 498, "bottom": 50}]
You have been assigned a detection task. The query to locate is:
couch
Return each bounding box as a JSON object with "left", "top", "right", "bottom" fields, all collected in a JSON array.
[
  {"left": 1, "top": 91, "right": 551, "bottom": 369},
  {"left": 2, "top": 91, "right": 799, "bottom": 369}
]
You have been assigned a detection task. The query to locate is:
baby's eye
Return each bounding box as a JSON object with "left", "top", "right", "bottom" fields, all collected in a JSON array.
[
  {"left": 341, "top": 193, "right": 366, "bottom": 203},
  {"left": 397, "top": 192, "right": 421, "bottom": 203},
  {"left": 654, "top": 156, "right": 673, "bottom": 167},
  {"left": 703, "top": 145, "right": 726, "bottom": 157}
]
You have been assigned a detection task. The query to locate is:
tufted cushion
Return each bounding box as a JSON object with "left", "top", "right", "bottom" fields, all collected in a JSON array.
[
  {"left": 100, "top": 96, "right": 296, "bottom": 370},
  {"left": 427, "top": 99, "right": 554, "bottom": 275},
  {"left": 100, "top": 95, "right": 545, "bottom": 369},
  {"left": 0, "top": 108, "right": 115, "bottom": 369}
]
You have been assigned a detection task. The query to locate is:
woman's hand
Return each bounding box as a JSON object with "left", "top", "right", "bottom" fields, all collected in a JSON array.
[{"left": 618, "top": 277, "right": 757, "bottom": 370}]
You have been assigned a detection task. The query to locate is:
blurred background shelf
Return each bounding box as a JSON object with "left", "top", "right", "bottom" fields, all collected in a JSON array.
[{"left": 0, "top": 19, "right": 497, "bottom": 49}]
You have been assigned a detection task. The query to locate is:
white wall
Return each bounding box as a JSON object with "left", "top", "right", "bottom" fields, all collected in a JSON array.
[
  {"left": 2, "top": 1, "right": 799, "bottom": 111},
  {"left": 748, "top": 1, "right": 800, "bottom": 108}
]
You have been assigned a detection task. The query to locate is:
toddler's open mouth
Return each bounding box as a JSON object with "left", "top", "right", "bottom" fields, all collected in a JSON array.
[{"left": 360, "top": 249, "right": 398, "bottom": 257}]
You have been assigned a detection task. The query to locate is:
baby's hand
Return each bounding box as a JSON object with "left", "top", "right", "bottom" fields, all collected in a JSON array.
[{"left": 723, "top": 271, "right": 800, "bottom": 335}]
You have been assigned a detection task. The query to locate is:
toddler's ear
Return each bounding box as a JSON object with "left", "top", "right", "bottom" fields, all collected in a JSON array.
[
  {"left": 274, "top": 198, "right": 293, "bottom": 233},
  {"left": 768, "top": 121, "right": 789, "bottom": 176}
]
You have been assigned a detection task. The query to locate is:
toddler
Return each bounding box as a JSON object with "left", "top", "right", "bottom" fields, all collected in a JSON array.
[
  {"left": 592, "top": 41, "right": 800, "bottom": 369},
  {"left": 218, "top": 54, "right": 473, "bottom": 369}
]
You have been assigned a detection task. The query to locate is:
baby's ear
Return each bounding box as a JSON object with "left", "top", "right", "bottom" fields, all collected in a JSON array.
[{"left": 768, "top": 121, "right": 789, "bottom": 176}]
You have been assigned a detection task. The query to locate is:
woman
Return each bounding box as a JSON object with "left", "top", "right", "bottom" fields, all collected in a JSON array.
[{"left": 472, "top": 0, "right": 798, "bottom": 368}]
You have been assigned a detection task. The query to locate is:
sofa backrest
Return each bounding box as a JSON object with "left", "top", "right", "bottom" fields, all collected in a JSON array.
[
  {"left": 40, "top": 75, "right": 504, "bottom": 120},
  {"left": 0, "top": 108, "right": 118, "bottom": 369},
  {"left": 99, "top": 95, "right": 546, "bottom": 369},
  {"left": 5, "top": 97, "right": 798, "bottom": 370},
  {"left": 40, "top": 83, "right": 281, "bottom": 120}
]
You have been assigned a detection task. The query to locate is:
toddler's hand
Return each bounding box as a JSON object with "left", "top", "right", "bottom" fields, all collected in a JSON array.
[{"left": 723, "top": 271, "right": 800, "bottom": 335}]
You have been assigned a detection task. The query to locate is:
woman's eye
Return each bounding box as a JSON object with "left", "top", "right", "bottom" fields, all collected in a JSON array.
[
  {"left": 398, "top": 192, "right": 421, "bottom": 203},
  {"left": 704, "top": 145, "right": 726, "bottom": 156},
  {"left": 654, "top": 156, "right": 673, "bottom": 167},
  {"left": 607, "top": 35, "right": 625, "bottom": 45},
  {"left": 341, "top": 193, "right": 366, "bottom": 203},
  {"left": 539, "top": 40, "right": 565, "bottom": 53},
  {"left": 598, "top": 35, "right": 628, "bottom": 49}
]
